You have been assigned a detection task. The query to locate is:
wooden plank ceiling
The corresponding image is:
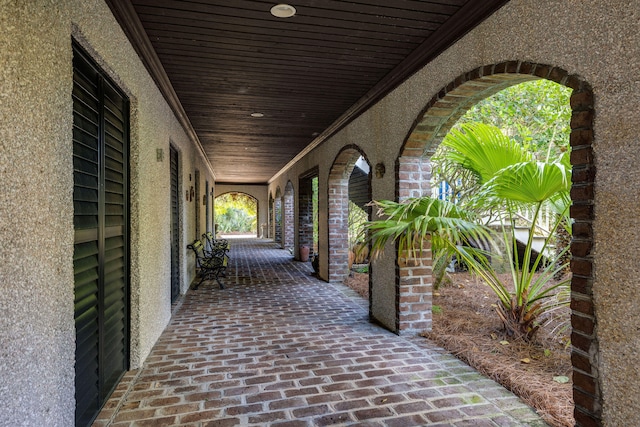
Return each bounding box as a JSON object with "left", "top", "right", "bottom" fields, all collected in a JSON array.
[{"left": 107, "top": 0, "right": 508, "bottom": 184}]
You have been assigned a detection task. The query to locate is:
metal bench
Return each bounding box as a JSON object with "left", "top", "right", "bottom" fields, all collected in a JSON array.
[
  {"left": 187, "top": 239, "right": 228, "bottom": 289},
  {"left": 202, "top": 232, "right": 230, "bottom": 259}
]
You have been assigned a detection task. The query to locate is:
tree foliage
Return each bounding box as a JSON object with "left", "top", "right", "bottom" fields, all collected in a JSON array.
[
  {"left": 215, "top": 192, "right": 257, "bottom": 233},
  {"left": 457, "top": 79, "right": 571, "bottom": 161},
  {"left": 433, "top": 79, "right": 571, "bottom": 211},
  {"left": 348, "top": 201, "right": 368, "bottom": 249}
]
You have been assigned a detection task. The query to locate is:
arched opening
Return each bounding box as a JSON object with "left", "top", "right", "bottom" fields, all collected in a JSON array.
[
  {"left": 327, "top": 146, "right": 371, "bottom": 284},
  {"left": 214, "top": 192, "right": 258, "bottom": 238},
  {"left": 398, "top": 62, "right": 595, "bottom": 425}
]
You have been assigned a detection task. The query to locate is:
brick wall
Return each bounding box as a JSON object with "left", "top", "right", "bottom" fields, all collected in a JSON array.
[
  {"left": 328, "top": 147, "right": 362, "bottom": 283},
  {"left": 568, "top": 84, "right": 598, "bottom": 427},
  {"left": 396, "top": 238, "right": 433, "bottom": 333},
  {"left": 268, "top": 197, "right": 273, "bottom": 239},
  {"left": 298, "top": 176, "right": 314, "bottom": 261},
  {"left": 396, "top": 157, "right": 433, "bottom": 334},
  {"left": 284, "top": 183, "right": 294, "bottom": 251}
]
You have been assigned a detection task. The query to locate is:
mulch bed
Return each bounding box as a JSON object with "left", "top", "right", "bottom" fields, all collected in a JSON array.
[{"left": 343, "top": 271, "right": 574, "bottom": 427}]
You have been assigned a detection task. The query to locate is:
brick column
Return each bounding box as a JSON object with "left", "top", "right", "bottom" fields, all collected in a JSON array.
[
  {"left": 397, "top": 157, "right": 431, "bottom": 200},
  {"left": 396, "top": 157, "right": 433, "bottom": 334},
  {"left": 284, "top": 190, "right": 294, "bottom": 251},
  {"left": 327, "top": 177, "right": 349, "bottom": 282},
  {"left": 268, "top": 197, "right": 273, "bottom": 239},
  {"left": 298, "top": 177, "right": 314, "bottom": 261}
]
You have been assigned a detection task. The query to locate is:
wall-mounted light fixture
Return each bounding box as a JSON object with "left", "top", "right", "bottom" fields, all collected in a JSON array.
[
  {"left": 375, "top": 162, "right": 386, "bottom": 178},
  {"left": 156, "top": 148, "right": 164, "bottom": 162}
]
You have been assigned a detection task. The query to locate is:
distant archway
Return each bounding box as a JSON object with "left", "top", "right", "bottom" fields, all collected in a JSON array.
[{"left": 214, "top": 192, "right": 258, "bottom": 237}]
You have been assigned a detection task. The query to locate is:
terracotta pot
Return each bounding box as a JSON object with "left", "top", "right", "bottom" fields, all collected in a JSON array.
[{"left": 299, "top": 245, "right": 310, "bottom": 262}]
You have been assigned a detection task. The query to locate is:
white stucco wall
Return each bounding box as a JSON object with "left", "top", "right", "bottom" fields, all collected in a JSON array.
[{"left": 0, "top": 1, "right": 214, "bottom": 425}]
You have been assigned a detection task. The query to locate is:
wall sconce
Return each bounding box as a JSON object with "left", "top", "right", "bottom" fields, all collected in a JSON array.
[
  {"left": 156, "top": 148, "right": 164, "bottom": 162},
  {"left": 375, "top": 162, "right": 386, "bottom": 178}
]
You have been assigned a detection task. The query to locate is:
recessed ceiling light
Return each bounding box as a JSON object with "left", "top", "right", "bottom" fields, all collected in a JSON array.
[
  {"left": 250, "top": 112, "right": 264, "bottom": 118},
  {"left": 270, "top": 4, "right": 296, "bottom": 18}
]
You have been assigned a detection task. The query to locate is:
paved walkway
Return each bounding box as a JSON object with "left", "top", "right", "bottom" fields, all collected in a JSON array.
[{"left": 94, "top": 238, "right": 546, "bottom": 426}]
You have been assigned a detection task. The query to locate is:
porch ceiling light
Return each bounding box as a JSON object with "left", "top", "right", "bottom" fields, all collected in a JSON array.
[
  {"left": 250, "top": 112, "right": 264, "bottom": 117},
  {"left": 270, "top": 4, "right": 296, "bottom": 18}
]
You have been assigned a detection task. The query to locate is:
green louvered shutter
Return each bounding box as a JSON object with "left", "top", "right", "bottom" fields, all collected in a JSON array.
[
  {"left": 170, "top": 145, "right": 180, "bottom": 302},
  {"left": 72, "top": 42, "right": 129, "bottom": 427}
]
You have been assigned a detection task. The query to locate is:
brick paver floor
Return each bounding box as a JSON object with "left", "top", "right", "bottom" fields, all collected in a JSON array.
[{"left": 93, "top": 238, "right": 547, "bottom": 427}]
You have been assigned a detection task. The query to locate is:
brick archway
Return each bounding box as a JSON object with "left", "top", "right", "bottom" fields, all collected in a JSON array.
[
  {"left": 397, "top": 61, "right": 597, "bottom": 425},
  {"left": 214, "top": 191, "right": 259, "bottom": 237},
  {"left": 327, "top": 145, "right": 370, "bottom": 283}
]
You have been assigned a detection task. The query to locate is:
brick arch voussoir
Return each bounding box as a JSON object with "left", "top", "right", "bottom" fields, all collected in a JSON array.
[
  {"left": 216, "top": 190, "right": 258, "bottom": 202},
  {"left": 329, "top": 145, "right": 370, "bottom": 181},
  {"left": 399, "top": 61, "right": 578, "bottom": 159}
]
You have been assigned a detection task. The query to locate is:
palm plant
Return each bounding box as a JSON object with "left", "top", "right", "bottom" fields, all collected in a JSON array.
[
  {"left": 366, "top": 123, "right": 571, "bottom": 341},
  {"left": 462, "top": 161, "right": 571, "bottom": 340},
  {"left": 365, "top": 197, "right": 493, "bottom": 290}
]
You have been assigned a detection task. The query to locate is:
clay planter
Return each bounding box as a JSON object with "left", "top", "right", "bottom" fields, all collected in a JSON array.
[{"left": 299, "top": 245, "right": 310, "bottom": 262}]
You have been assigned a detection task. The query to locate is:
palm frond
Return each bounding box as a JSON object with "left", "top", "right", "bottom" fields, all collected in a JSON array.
[
  {"left": 441, "top": 123, "right": 532, "bottom": 184},
  {"left": 485, "top": 161, "right": 571, "bottom": 204},
  {"left": 365, "top": 197, "right": 492, "bottom": 261}
]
